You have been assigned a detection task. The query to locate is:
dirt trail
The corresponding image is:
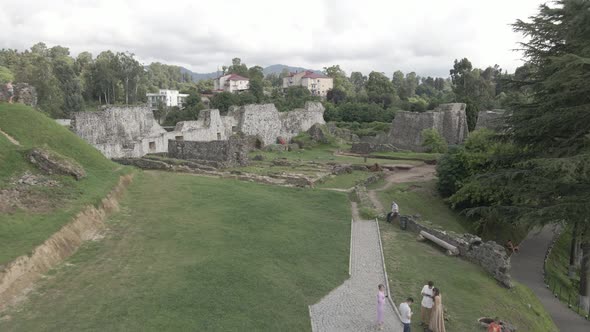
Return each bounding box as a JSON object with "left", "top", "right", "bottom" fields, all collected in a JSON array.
[
  {"left": 0, "top": 128, "right": 21, "bottom": 146},
  {"left": 368, "top": 164, "right": 436, "bottom": 212}
]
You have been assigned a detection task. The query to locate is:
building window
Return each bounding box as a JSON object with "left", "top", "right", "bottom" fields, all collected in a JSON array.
[
  {"left": 232, "top": 126, "right": 237, "bottom": 133},
  {"left": 149, "top": 141, "right": 156, "bottom": 152},
  {"left": 217, "top": 132, "right": 221, "bottom": 140},
  {"left": 175, "top": 136, "right": 184, "bottom": 141}
]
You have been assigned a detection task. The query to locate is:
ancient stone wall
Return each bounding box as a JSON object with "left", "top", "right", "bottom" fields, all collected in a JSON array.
[
  {"left": 386, "top": 103, "right": 468, "bottom": 152},
  {"left": 401, "top": 215, "right": 512, "bottom": 287},
  {"left": 0, "top": 83, "right": 38, "bottom": 107},
  {"left": 475, "top": 110, "right": 506, "bottom": 131},
  {"left": 168, "top": 136, "right": 249, "bottom": 167},
  {"left": 73, "top": 102, "right": 325, "bottom": 159}
]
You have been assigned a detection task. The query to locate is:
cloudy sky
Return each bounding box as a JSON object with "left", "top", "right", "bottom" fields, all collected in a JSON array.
[{"left": 0, "top": 0, "right": 544, "bottom": 77}]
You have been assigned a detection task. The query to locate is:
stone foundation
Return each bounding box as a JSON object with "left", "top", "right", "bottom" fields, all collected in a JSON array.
[
  {"left": 401, "top": 215, "right": 512, "bottom": 287},
  {"left": 168, "top": 136, "right": 249, "bottom": 168}
]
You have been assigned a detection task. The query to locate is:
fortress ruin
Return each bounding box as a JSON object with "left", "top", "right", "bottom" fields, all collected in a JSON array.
[{"left": 72, "top": 102, "right": 325, "bottom": 159}]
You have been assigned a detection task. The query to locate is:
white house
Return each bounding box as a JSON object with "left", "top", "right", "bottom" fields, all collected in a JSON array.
[
  {"left": 214, "top": 74, "right": 249, "bottom": 93},
  {"left": 282, "top": 71, "right": 333, "bottom": 97},
  {"left": 147, "top": 89, "right": 189, "bottom": 109}
]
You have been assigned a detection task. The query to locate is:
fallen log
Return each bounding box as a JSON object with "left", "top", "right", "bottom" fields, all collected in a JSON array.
[{"left": 419, "top": 230, "right": 459, "bottom": 256}]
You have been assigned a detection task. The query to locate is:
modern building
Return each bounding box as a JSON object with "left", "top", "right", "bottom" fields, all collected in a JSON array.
[
  {"left": 146, "top": 89, "right": 189, "bottom": 109},
  {"left": 213, "top": 74, "right": 250, "bottom": 93},
  {"left": 282, "top": 71, "right": 333, "bottom": 97}
]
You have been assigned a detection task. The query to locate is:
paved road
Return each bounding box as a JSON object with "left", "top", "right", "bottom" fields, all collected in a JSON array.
[
  {"left": 511, "top": 225, "right": 590, "bottom": 332},
  {"left": 309, "top": 211, "right": 403, "bottom": 332}
]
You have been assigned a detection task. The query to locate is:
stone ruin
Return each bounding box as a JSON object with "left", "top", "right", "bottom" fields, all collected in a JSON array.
[
  {"left": 72, "top": 101, "right": 326, "bottom": 159},
  {"left": 352, "top": 103, "right": 469, "bottom": 153},
  {"left": 168, "top": 136, "right": 249, "bottom": 168},
  {"left": 475, "top": 109, "right": 507, "bottom": 131},
  {"left": 402, "top": 215, "right": 512, "bottom": 288},
  {"left": 0, "top": 83, "right": 38, "bottom": 107}
]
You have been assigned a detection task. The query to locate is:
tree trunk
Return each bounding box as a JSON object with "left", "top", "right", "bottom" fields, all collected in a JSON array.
[
  {"left": 125, "top": 77, "right": 129, "bottom": 105},
  {"left": 580, "top": 240, "right": 590, "bottom": 312},
  {"left": 569, "top": 222, "right": 579, "bottom": 278}
]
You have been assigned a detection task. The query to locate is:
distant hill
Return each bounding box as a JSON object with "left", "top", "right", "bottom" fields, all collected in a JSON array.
[{"left": 180, "top": 64, "right": 321, "bottom": 81}]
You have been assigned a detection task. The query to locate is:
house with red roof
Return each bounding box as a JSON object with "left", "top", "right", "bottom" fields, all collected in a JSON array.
[
  {"left": 214, "top": 73, "right": 250, "bottom": 93},
  {"left": 282, "top": 71, "right": 333, "bottom": 97}
]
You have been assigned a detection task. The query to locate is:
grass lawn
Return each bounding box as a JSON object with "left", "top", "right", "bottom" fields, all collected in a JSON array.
[
  {"left": 544, "top": 227, "right": 587, "bottom": 317},
  {"left": 0, "top": 103, "right": 127, "bottom": 264},
  {"left": 316, "top": 171, "right": 371, "bottom": 189},
  {"left": 1, "top": 172, "right": 351, "bottom": 331},
  {"left": 380, "top": 224, "right": 558, "bottom": 331},
  {"left": 251, "top": 144, "right": 423, "bottom": 166},
  {"left": 376, "top": 180, "right": 471, "bottom": 234}
]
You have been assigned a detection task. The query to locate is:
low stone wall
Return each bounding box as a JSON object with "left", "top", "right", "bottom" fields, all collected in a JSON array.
[
  {"left": 401, "top": 215, "right": 512, "bottom": 288},
  {"left": 350, "top": 142, "right": 399, "bottom": 154},
  {"left": 168, "top": 136, "right": 249, "bottom": 168}
]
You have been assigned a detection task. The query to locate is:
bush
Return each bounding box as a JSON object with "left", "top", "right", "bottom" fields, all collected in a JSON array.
[
  {"left": 421, "top": 129, "right": 448, "bottom": 153},
  {"left": 360, "top": 207, "right": 379, "bottom": 220},
  {"left": 0, "top": 66, "right": 14, "bottom": 84}
]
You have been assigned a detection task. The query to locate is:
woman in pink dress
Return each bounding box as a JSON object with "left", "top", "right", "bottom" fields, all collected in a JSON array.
[{"left": 377, "top": 284, "right": 387, "bottom": 330}]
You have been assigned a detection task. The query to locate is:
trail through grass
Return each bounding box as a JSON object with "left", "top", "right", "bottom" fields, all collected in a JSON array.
[{"left": 1, "top": 172, "right": 351, "bottom": 331}]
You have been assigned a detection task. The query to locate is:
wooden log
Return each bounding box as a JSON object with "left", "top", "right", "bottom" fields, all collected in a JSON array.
[{"left": 419, "top": 230, "right": 459, "bottom": 256}]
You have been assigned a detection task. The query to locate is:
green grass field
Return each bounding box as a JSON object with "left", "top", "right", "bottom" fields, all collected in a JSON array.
[
  {"left": 380, "top": 224, "right": 557, "bottom": 331},
  {"left": 376, "top": 180, "right": 471, "bottom": 233},
  {"left": 316, "top": 171, "right": 371, "bottom": 189},
  {"left": 0, "top": 103, "right": 127, "bottom": 264},
  {"left": 1, "top": 172, "right": 351, "bottom": 331}
]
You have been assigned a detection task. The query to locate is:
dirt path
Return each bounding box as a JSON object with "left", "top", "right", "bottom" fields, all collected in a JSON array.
[
  {"left": 368, "top": 164, "right": 436, "bottom": 212},
  {"left": 0, "top": 128, "right": 21, "bottom": 146}
]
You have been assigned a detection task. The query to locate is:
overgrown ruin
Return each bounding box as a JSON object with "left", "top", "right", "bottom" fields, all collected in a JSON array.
[
  {"left": 72, "top": 102, "right": 325, "bottom": 159},
  {"left": 353, "top": 103, "right": 469, "bottom": 153},
  {"left": 0, "top": 83, "right": 37, "bottom": 107}
]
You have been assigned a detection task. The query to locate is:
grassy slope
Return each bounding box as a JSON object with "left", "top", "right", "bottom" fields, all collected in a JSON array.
[
  {"left": 377, "top": 180, "right": 470, "bottom": 233},
  {"left": 316, "top": 171, "right": 371, "bottom": 189},
  {"left": 0, "top": 103, "right": 126, "bottom": 264},
  {"left": 545, "top": 227, "right": 586, "bottom": 316},
  {"left": 375, "top": 179, "right": 557, "bottom": 331},
  {"left": 381, "top": 225, "right": 557, "bottom": 331},
  {"left": 1, "top": 172, "right": 351, "bottom": 331}
]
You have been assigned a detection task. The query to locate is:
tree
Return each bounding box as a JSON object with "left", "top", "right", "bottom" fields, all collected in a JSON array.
[
  {"left": 117, "top": 52, "right": 143, "bottom": 104},
  {"left": 0, "top": 66, "right": 14, "bottom": 83},
  {"left": 350, "top": 71, "right": 366, "bottom": 93},
  {"left": 366, "top": 71, "right": 396, "bottom": 107},
  {"left": 323, "top": 65, "right": 354, "bottom": 96},
  {"left": 210, "top": 92, "right": 238, "bottom": 114},
  {"left": 226, "top": 58, "right": 248, "bottom": 77},
  {"left": 448, "top": 0, "right": 590, "bottom": 311}
]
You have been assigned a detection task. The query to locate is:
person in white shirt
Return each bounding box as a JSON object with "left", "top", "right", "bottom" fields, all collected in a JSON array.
[
  {"left": 387, "top": 201, "right": 400, "bottom": 223},
  {"left": 420, "top": 281, "right": 434, "bottom": 326},
  {"left": 399, "top": 297, "right": 414, "bottom": 332}
]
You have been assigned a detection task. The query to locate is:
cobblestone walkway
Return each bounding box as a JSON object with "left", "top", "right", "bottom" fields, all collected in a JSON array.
[{"left": 309, "top": 207, "right": 403, "bottom": 332}]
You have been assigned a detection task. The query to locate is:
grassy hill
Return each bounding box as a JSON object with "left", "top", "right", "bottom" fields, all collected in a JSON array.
[{"left": 0, "top": 103, "right": 128, "bottom": 264}]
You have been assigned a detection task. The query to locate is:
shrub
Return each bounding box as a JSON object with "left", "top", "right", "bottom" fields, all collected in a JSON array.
[
  {"left": 360, "top": 207, "right": 379, "bottom": 220},
  {"left": 421, "top": 129, "right": 448, "bottom": 153}
]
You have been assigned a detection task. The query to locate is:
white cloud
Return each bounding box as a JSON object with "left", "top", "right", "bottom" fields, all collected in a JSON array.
[{"left": 0, "top": 0, "right": 543, "bottom": 77}]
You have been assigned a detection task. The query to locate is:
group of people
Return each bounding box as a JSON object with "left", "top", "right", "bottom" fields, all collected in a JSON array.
[{"left": 376, "top": 281, "right": 446, "bottom": 332}]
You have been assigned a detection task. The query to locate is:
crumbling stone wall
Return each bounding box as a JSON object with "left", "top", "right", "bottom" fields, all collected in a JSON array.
[
  {"left": 350, "top": 142, "right": 399, "bottom": 154},
  {"left": 73, "top": 102, "right": 325, "bottom": 159},
  {"left": 168, "top": 136, "right": 249, "bottom": 167},
  {"left": 387, "top": 103, "right": 468, "bottom": 152},
  {"left": 73, "top": 106, "right": 168, "bottom": 158},
  {"left": 475, "top": 110, "right": 506, "bottom": 131},
  {"left": 402, "top": 215, "right": 512, "bottom": 287},
  {"left": 0, "top": 83, "right": 38, "bottom": 107}
]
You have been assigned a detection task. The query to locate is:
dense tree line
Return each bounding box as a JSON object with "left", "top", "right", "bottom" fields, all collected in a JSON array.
[
  {"left": 436, "top": 0, "right": 590, "bottom": 311},
  {"left": 0, "top": 43, "right": 196, "bottom": 118}
]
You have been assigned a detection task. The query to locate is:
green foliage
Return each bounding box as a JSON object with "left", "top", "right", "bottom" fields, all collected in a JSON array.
[
  {"left": 421, "top": 129, "right": 448, "bottom": 153},
  {"left": 0, "top": 65, "right": 14, "bottom": 83},
  {"left": 360, "top": 207, "right": 379, "bottom": 220},
  {"left": 210, "top": 92, "right": 238, "bottom": 114}
]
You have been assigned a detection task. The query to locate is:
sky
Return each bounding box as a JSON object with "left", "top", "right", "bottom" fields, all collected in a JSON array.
[{"left": 0, "top": 0, "right": 544, "bottom": 77}]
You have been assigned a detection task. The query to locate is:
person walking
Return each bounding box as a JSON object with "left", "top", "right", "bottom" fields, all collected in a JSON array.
[
  {"left": 6, "top": 81, "right": 14, "bottom": 104},
  {"left": 388, "top": 200, "right": 399, "bottom": 223},
  {"left": 376, "top": 284, "right": 387, "bottom": 330},
  {"left": 399, "top": 297, "right": 414, "bottom": 332},
  {"left": 420, "top": 281, "right": 434, "bottom": 326},
  {"left": 429, "top": 288, "right": 446, "bottom": 332}
]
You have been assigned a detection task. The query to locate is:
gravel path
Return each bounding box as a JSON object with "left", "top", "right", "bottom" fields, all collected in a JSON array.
[
  {"left": 309, "top": 204, "right": 403, "bottom": 332},
  {"left": 511, "top": 225, "right": 590, "bottom": 332}
]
